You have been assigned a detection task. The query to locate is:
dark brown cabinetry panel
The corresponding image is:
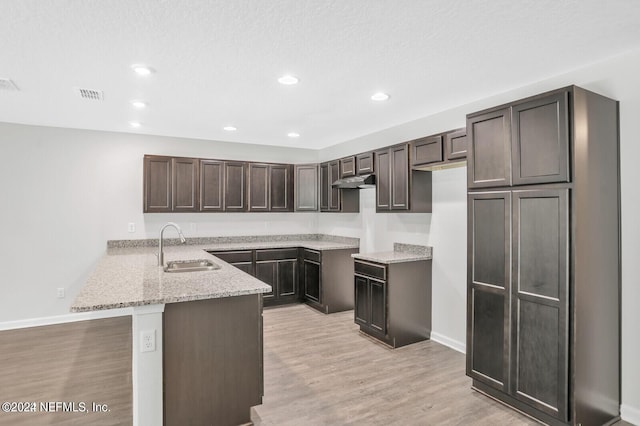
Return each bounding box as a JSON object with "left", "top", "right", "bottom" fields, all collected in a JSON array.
[
  {"left": 391, "top": 144, "right": 409, "bottom": 210},
  {"left": 329, "top": 160, "right": 341, "bottom": 211},
  {"left": 200, "top": 160, "right": 224, "bottom": 211},
  {"left": 224, "top": 162, "right": 247, "bottom": 212},
  {"left": 172, "top": 157, "right": 198, "bottom": 211},
  {"left": 354, "top": 275, "right": 369, "bottom": 326},
  {"left": 467, "top": 108, "right": 511, "bottom": 188},
  {"left": 512, "top": 92, "right": 570, "bottom": 185},
  {"left": 295, "top": 164, "right": 318, "bottom": 211},
  {"left": 319, "top": 163, "right": 329, "bottom": 211},
  {"left": 445, "top": 128, "right": 468, "bottom": 161},
  {"left": 356, "top": 152, "right": 374, "bottom": 174},
  {"left": 411, "top": 135, "right": 443, "bottom": 166},
  {"left": 248, "top": 163, "right": 293, "bottom": 212},
  {"left": 340, "top": 156, "right": 356, "bottom": 178},
  {"left": 303, "top": 258, "right": 320, "bottom": 303},
  {"left": 467, "top": 86, "right": 620, "bottom": 426},
  {"left": 248, "top": 163, "right": 270, "bottom": 212},
  {"left": 375, "top": 149, "right": 391, "bottom": 210},
  {"left": 144, "top": 156, "right": 172, "bottom": 212},
  {"left": 467, "top": 192, "right": 511, "bottom": 392},
  {"left": 164, "top": 296, "right": 262, "bottom": 426},
  {"left": 304, "top": 248, "right": 358, "bottom": 314},
  {"left": 511, "top": 189, "right": 568, "bottom": 420}
]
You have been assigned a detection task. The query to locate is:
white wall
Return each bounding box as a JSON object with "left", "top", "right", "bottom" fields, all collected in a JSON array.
[{"left": 0, "top": 125, "right": 318, "bottom": 322}]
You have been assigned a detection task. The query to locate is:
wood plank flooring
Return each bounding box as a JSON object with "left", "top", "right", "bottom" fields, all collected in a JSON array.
[{"left": 253, "top": 304, "right": 537, "bottom": 425}]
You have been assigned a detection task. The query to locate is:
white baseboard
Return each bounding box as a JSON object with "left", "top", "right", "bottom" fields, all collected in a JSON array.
[
  {"left": 430, "top": 331, "right": 466, "bottom": 354},
  {"left": 621, "top": 403, "right": 640, "bottom": 425},
  {"left": 0, "top": 308, "right": 134, "bottom": 331}
]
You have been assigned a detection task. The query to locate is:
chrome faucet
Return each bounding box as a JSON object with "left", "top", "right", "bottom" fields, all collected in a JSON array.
[{"left": 158, "top": 222, "right": 186, "bottom": 266}]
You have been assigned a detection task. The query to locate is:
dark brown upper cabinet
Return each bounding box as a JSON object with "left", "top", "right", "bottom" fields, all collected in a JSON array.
[
  {"left": 468, "top": 90, "right": 570, "bottom": 189},
  {"left": 356, "top": 152, "right": 374, "bottom": 175},
  {"left": 144, "top": 155, "right": 198, "bottom": 213},
  {"left": 467, "top": 108, "right": 512, "bottom": 188},
  {"left": 511, "top": 91, "right": 569, "bottom": 186},
  {"left": 444, "top": 128, "right": 468, "bottom": 161},
  {"left": 328, "top": 160, "right": 341, "bottom": 211},
  {"left": 294, "top": 164, "right": 319, "bottom": 211},
  {"left": 200, "top": 160, "right": 224, "bottom": 212},
  {"left": 375, "top": 143, "right": 431, "bottom": 212},
  {"left": 319, "top": 161, "right": 359, "bottom": 213},
  {"left": 224, "top": 162, "right": 247, "bottom": 212},
  {"left": 319, "top": 163, "right": 329, "bottom": 211},
  {"left": 248, "top": 163, "right": 293, "bottom": 212},
  {"left": 340, "top": 156, "right": 356, "bottom": 178},
  {"left": 411, "top": 135, "right": 443, "bottom": 167}
]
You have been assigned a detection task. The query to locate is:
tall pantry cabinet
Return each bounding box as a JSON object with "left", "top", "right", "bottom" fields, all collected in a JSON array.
[{"left": 466, "top": 86, "right": 620, "bottom": 426}]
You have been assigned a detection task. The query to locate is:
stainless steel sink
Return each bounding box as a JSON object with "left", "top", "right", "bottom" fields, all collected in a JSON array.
[{"left": 163, "top": 259, "right": 220, "bottom": 273}]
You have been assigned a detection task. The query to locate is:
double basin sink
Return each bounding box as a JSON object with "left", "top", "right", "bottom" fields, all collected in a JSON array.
[{"left": 163, "top": 259, "right": 220, "bottom": 273}]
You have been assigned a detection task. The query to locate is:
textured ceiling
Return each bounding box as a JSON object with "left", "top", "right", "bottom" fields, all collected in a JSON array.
[{"left": 1, "top": 0, "right": 640, "bottom": 149}]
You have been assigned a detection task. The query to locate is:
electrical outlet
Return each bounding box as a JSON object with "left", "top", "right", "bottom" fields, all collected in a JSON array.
[
  {"left": 141, "top": 329, "right": 156, "bottom": 353},
  {"left": 56, "top": 288, "right": 65, "bottom": 298},
  {"left": 128, "top": 222, "right": 136, "bottom": 233},
  {"left": 190, "top": 222, "right": 197, "bottom": 232}
]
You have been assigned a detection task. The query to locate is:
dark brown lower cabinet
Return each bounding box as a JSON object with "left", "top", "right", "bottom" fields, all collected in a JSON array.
[
  {"left": 163, "top": 295, "right": 263, "bottom": 426},
  {"left": 354, "top": 258, "right": 431, "bottom": 348},
  {"left": 303, "top": 248, "right": 359, "bottom": 314}
]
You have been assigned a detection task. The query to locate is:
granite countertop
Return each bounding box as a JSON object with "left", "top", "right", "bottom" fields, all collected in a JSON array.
[
  {"left": 71, "top": 234, "right": 359, "bottom": 312},
  {"left": 352, "top": 242, "right": 433, "bottom": 264}
]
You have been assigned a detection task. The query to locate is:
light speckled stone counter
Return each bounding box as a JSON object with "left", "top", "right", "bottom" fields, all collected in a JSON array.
[
  {"left": 351, "top": 243, "right": 432, "bottom": 264},
  {"left": 71, "top": 235, "right": 359, "bottom": 312}
]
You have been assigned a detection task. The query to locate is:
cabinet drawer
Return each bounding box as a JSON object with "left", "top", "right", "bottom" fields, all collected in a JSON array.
[
  {"left": 256, "top": 248, "right": 298, "bottom": 261},
  {"left": 208, "top": 250, "right": 253, "bottom": 263},
  {"left": 303, "top": 249, "right": 321, "bottom": 263},
  {"left": 354, "top": 260, "right": 386, "bottom": 281}
]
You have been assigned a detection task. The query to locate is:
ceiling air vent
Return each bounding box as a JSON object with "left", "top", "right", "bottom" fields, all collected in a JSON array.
[
  {"left": 0, "top": 78, "right": 19, "bottom": 91},
  {"left": 74, "top": 87, "right": 104, "bottom": 101}
]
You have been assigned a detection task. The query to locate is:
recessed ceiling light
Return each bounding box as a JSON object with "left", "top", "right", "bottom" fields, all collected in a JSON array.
[
  {"left": 371, "top": 92, "right": 390, "bottom": 101},
  {"left": 287, "top": 132, "right": 300, "bottom": 138},
  {"left": 131, "top": 100, "right": 147, "bottom": 108},
  {"left": 278, "top": 75, "right": 299, "bottom": 85},
  {"left": 223, "top": 126, "right": 237, "bottom": 131},
  {"left": 131, "top": 64, "right": 154, "bottom": 76},
  {"left": 129, "top": 121, "right": 142, "bottom": 128}
]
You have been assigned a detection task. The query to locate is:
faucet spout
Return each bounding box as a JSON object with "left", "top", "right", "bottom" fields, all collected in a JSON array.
[{"left": 158, "top": 222, "right": 186, "bottom": 266}]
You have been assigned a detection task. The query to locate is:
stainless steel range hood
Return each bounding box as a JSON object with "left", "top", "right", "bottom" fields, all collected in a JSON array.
[{"left": 331, "top": 174, "right": 376, "bottom": 189}]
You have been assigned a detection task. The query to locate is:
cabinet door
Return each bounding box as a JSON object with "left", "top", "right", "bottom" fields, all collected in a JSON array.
[
  {"left": 445, "top": 128, "right": 468, "bottom": 161},
  {"left": 356, "top": 152, "right": 374, "bottom": 175},
  {"left": 375, "top": 149, "right": 391, "bottom": 211},
  {"left": 390, "top": 144, "right": 409, "bottom": 210},
  {"left": 511, "top": 189, "right": 569, "bottom": 420},
  {"left": 144, "top": 156, "right": 172, "bottom": 212},
  {"left": 200, "top": 160, "right": 224, "bottom": 211},
  {"left": 248, "top": 163, "right": 270, "bottom": 212},
  {"left": 340, "top": 156, "right": 356, "bottom": 177},
  {"left": 224, "top": 162, "right": 246, "bottom": 212},
  {"left": 172, "top": 157, "right": 198, "bottom": 211},
  {"left": 256, "top": 260, "right": 277, "bottom": 300},
  {"left": 512, "top": 92, "right": 569, "bottom": 186},
  {"left": 295, "top": 164, "right": 318, "bottom": 211},
  {"left": 328, "top": 160, "right": 341, "bottom": 211},
  {"left": 303, "top": 260, "right": 320, "bottom": 302},
  {"left": 467, "top": 192, "right": 511, "bottom": 392},
  {"left": 354, "top": 275, "right": 369, "bottom": 326},
  {"left": 369, "top": 278, "right": 387, "bottom": 334},
  {"left": 270, "top": 164, "right": 292, "bottom": 212},
  {"left": 411, "top": 135, "right": 443, "bottom": 166},
  {"left": 277, "top": 259, "right": 297, "bottom": 297},
  {"left": 467, "top": 108, "right": 511, "bottom": 188},
  {"left": 319, "top": 163, "right": 329, "bottom": 211}
]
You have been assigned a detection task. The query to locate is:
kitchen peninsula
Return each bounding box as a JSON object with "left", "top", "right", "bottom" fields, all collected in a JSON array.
[{"left": 70, "top": 234, "right": 358, "bottom": 426}]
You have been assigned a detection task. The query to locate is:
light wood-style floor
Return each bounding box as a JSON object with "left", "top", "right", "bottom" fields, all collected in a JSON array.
[{"left": 253, "top": 304, "right": 538, "bottom": 426}]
